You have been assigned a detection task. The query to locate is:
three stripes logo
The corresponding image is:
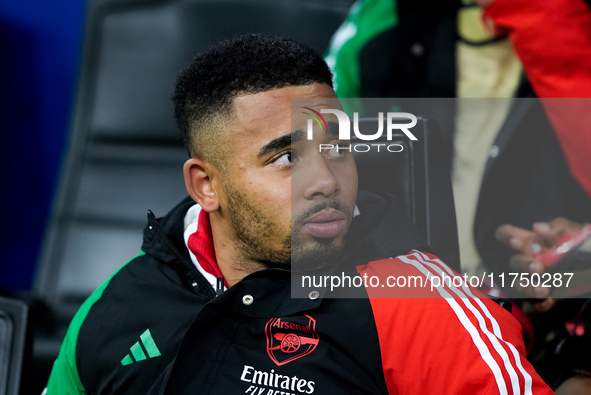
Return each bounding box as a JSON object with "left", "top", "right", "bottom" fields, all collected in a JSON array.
[{"left": 121, "top": 329, "right": 161, "bottom": 366}]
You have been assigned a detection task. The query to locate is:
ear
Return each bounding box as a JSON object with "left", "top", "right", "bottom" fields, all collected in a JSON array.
[{"left": 183, "top": 158, "right": 220, "bottom": 212}]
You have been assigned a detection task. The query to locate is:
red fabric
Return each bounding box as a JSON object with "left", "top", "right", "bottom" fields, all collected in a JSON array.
[
  {"left": 485, "top": 0, "right": 591, "bottom": 98},
  {"left": 484, "top": 0, "right": 591, "bottom": 198},
  {"left": 187, "top": 209, "right": 225, "bottom": 282},
  {"left": 357, "top": 251, "right": 554, "bottom": 394},
  {"left": 510, "top": 302, "right": 535, "bottom": 355}
]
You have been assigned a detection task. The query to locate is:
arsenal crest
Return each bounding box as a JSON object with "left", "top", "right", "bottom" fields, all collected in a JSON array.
[{"left": 265, "top": 315, "right": 319, "bottom": 366}]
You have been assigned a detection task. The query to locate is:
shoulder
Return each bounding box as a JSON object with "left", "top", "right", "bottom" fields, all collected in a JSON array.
[
  {"left": 356, "top": 250, "right": 553, "bottom": 394},
  {"left": 76, "top": 252, "right": 203, "bottom": 391},
  {"left": 47, "top": 251, "right": 204, "bottom": 393},
  {"left": 45, "top": 253, "right": 144, "bottom": 394},
  {"left": 357, "top": 250, "right": 475, "bottom": 297},
  {"left": 357, "top": 250, "right": 520, "bottom": 332}
]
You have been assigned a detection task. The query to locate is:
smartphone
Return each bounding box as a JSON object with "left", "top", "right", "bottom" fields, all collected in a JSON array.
[{"left": 533, "top": 224, "right": 591, "bottom": 297}]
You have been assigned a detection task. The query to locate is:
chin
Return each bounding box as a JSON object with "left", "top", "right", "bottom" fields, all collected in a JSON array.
[{"left": 290, "top": 240, "right": 345, "bottom": 272}]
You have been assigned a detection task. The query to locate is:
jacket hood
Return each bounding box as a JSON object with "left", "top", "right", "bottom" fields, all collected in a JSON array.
[
  {"left": 140, "top": 196, "right": 210, "bottom": 293},
  {"left": 141, "top": 192, "right": 427, "bottom": 281}
]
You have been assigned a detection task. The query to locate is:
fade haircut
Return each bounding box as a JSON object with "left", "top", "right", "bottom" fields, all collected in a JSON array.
[{"left": 173, "top": 33, "right": 333, "bottom": 165}]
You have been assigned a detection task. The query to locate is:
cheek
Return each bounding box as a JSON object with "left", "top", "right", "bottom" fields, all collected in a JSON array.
[
  {"left": 258, "top": 184, "right": 292, "bottom": 219},
  {"left": 268, "top": 192, "right": 292, "bottom": 239},
  {"left": 338, "top": 160, "right": 359, "bottom": 205}
]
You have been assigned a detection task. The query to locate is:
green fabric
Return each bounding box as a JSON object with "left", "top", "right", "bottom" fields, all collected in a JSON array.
[
  {"left": 120, "top": 354, "right": 134, "bottom": 366},
  {"left": 324, "top": 0, "right": 398, "bottom": 101},
  {"left": 45, "top": 252, "right": 145, "bottom": 394},
  {"left": 130, "top": 342, "right": 147, "bottom": 361},
  {"left": 140, "top": 329, "right": 162, "bottom": 358}
]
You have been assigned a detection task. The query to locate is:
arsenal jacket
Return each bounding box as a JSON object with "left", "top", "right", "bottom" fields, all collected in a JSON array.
[{"left": 45, "top": 192, "right": 553, "bottom": 394}]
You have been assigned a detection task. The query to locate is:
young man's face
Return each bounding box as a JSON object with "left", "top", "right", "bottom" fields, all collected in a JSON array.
[{"left": 218, "top": 83, "right": 358, "bottom": 269}]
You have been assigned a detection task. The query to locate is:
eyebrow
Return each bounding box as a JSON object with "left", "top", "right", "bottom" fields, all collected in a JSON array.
[
  {"left": 257, "top": 121, "right": 341, "bottom": 158},
  {"left": 325, "top": 121, "right": 339, "bottom": 136},
  {"left": 258, "top": 130, "right": 304, "bottom": 158}
]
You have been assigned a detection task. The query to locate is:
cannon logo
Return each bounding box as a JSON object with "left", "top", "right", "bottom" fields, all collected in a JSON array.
[{"left": 265, "top": 315, "right": 319, "bottom": 366}]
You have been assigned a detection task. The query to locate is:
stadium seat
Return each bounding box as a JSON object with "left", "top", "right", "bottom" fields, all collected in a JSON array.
[
  {"left": 0, "top": 296, "right": 29, "bottom": 395},
  {"left": 352, "top": 116, "right": 459, "bottom": 270},
  {"left": 31, "top": 0, "right": 355, "bottom": 390},
  {"left": 31, "top": 0, "right": 459, "bottom": 391}
]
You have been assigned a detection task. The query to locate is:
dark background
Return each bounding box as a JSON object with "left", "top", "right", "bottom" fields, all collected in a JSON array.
[{"left": 0, "top": 0, "right": 87, "bottom": 292}]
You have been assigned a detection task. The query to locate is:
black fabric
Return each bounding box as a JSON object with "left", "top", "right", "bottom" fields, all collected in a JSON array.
[
  {"left": 143, "top": 197, "right": 214, "bottom": 297},
  {"left": 154, "top": 282, "right": 388, "bottom": 394},
  {"left": 75, "top": 251, "right": 204, "bottom": 393},
  {"left": 358, "top": 0, "right": 459, "bottom": 166},
  {"left": 74, "top": 192, "right": 424, "bottom": 394},
  {"left": 355, "top": 0, "right": 458, "bottom": 150},
  {"left": 528, "top": 299, "right": 591, "bottom": 387},
  {"left": 359, "top": 0, "right": 457, "bottom": 99},
  {"left": 344, "top": 191, "right": 427, "bottom": 267}
]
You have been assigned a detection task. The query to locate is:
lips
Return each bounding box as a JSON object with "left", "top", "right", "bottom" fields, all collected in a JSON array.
[{"left": 302, "top": 209, "right": 347, "bottom": 239}]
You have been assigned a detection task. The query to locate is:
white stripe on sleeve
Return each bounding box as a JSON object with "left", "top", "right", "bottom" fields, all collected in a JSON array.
[
  {"left": 413, "top": 251, "right": 533, "bottom": 395},
  {"left": 398, "top": 254, "right": 509, "bottom": 395}
]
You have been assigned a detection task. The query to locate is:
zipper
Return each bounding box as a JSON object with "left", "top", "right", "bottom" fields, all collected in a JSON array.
[{"left": 216, "top": 277, "right": 225, "bottom": 296}]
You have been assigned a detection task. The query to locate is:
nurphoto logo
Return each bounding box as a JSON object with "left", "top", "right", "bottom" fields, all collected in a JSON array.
[{"left": 303, "top": 107, "right": 418, "bottom": 153}]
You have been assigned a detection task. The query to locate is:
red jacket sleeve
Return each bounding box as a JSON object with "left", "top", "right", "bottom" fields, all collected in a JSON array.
[
  {"left": 483, "top": 0, "right": 591, "bottom": 199},
  {"left": 357, "top": 250, "right": 554, "bottom": 394}
]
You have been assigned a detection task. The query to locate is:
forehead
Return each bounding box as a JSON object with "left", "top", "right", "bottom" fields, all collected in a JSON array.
[{"left": 230, "top": 84, "right": 337, "bottom": 140}]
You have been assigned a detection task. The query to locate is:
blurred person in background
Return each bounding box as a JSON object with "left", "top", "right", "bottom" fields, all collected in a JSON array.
[
  {"left": 478, "top": 0, "right": 591, "bottom": 392},
  {"left": 325, "top": 0, "right": 591, "bottom": 391}
]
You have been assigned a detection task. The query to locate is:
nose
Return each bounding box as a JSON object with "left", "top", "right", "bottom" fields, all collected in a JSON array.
[{"left": 303, "top": 156, "right": 340, "bottom": 199}]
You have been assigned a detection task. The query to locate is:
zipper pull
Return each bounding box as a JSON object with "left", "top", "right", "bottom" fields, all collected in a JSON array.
[{"left": 216, "top": 277, "right": 225, "bottom": 296}]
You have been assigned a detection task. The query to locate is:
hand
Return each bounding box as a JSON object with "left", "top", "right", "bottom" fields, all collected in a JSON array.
[
  {"left": 495, "top": 217, "right": 583, "bottom": 313},
  {"left": 554, "top": 375, "right": 591, "bottom": 395}
]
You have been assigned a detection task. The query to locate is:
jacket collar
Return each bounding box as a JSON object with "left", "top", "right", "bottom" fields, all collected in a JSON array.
[
  {"left": 141, "top": 192, "right": 427, "bottom": 298},
  {"left": 183, "top": 204, "right": 228, "bottom": 293}
]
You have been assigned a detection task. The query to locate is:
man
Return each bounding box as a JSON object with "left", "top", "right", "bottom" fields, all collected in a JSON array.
[{"left": 45, "top": 33, "right": 552, "bottom": 394}]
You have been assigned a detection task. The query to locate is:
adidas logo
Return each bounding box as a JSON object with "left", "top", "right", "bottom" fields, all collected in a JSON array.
[{"left": 121, "top": 329, "right": 162, "bottom": 366}]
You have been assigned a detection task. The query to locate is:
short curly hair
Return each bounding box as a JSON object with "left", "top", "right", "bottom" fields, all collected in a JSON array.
[{"left": 173, "top": 33, "right": 333, "bottom": 163}]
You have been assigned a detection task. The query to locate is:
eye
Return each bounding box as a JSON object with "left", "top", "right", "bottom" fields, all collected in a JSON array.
[{"left": 270, "top": 151, "right": 293, "bottom": 167}]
